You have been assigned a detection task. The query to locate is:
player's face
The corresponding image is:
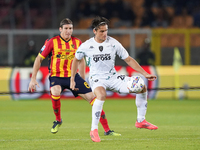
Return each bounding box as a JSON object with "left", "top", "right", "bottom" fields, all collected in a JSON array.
[
  {"left": 59, "top": 24, "right": 73, "bottom": 41},
  {"left": 94, "top": 25, "right": 108, "bottom": 43}
]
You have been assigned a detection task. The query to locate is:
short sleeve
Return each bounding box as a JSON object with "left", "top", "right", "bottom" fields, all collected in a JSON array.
[
  {"left": 116, "top": 41, "right": 129, "bottom": 60},
  {"left": 39, "top": 39, "right": 53, "bottom": 59},
  {"left": 75, "top": 44, "right": 85, "bottom": 60}
]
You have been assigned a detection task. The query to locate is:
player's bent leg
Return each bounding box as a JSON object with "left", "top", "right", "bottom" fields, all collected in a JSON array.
[
  {"left": 117, "top": 76, "right": 158, "bottom": 131},
  {"left": 135, "top": 86, "right": 158, "bottom": 130},
  {"left": 79, "top": 92, "right": 94, "bottom": 103}
]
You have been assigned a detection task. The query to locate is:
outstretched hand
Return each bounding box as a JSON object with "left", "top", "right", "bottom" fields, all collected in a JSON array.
[
  {"left": 28, "top": 79, "right": 40, "bottom": 92},
  {"left": 145, "top": 74, "right": 157, "bottom": 81}
]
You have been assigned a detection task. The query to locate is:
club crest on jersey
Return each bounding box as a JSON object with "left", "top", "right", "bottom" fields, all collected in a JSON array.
[
  {"left": 99, "top": 46, "right": 103, "bottom": 52},
  {"left": 71, "top": 44, "right": 75, "bottom": 48}
]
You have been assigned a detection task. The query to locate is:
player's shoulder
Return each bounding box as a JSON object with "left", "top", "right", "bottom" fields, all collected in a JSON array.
[
  {"left": 44, "top": 38, "right": 50, "bottom": 44},
  {"left": 106, "top": 36, "right": 119, "bottom": 43},
  {"left": 104, "top": 36, "right": 122, "bottom": 48},
  {"left": 80, "top": 37, "right": 94, "bottom": 47},
  {"left": 51, "top": 35, "right": 60, "bottom": 40},
  {"left": 45, "top": 35, "right": 59, "bottom": 43},
  {"left": 84, "top": 37, "right": 93, "bottom": 43},
  {"left": 43, "top": 37, "right": 53, "bottom": 45}
]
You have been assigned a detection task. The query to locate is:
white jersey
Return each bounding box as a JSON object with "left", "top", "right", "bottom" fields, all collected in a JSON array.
[{"left": 75, "top": 36, "right": 129, "bottom": 78}]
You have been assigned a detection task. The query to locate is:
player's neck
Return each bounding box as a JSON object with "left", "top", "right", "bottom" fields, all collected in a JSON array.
[{"left": 94, "top": 37, "right": 104, "bottom": 43}]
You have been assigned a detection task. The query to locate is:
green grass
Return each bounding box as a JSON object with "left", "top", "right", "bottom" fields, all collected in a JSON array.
[{"left": 0, "top": 99, "right": 200, "bottom": 150}]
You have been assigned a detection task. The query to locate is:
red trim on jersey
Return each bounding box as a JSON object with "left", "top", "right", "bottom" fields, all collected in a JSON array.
[
  {"left": 56, "top": 58, "right": 61, "bottom": 77},
  {"left": 63, "top": 41, "right": 70, "bottom": 77},
  {"left": 72, "top": 37, "right": 77, "bottom": 49},
  {"left": 57, "top": 38, "right": 62, "bottom": 49}
]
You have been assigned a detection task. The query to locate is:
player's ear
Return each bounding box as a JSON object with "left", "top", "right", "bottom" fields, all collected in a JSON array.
[
  {"left": 59, "top": 27, "right": 62, "bottom": 32},
  {"left": 93, "top": 28, "right": 97, "bottom": 35}
]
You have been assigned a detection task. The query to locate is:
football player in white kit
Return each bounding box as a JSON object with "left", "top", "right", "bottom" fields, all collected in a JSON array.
[{"left": 70, "top": 16, "right": 158, "bottom": 142}]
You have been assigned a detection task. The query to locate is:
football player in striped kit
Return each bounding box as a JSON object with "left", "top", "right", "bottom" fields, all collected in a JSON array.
[{"left": 28, "top": 18, "right": 120, "bottom": 136}]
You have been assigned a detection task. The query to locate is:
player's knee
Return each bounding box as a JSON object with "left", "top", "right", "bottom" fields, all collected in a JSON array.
[
  {"left": 51, "top": 85, "right": 61, "bottom": 96},
  {"left": 96, "top": 94, "right": 106, "bottom": 100},
  {"left": 94, "top": 87, "right": 106, "bottom": 100},
  {"left": 140, "top": 85, "right": 147, "bottom": 93}
]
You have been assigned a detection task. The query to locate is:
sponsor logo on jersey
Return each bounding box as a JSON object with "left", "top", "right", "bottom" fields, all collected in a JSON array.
[
  {"left": 56, "top": 54, "right": 74, "bottom": 60},
  {"left": 89, "top": 46, "right": 94, "bottom": 49},
  {"left": 65, "top": 49, "right": 75, "bottom": 52},
  {"left": 93, "top": 54, "right": 111, "bottom": 62}
]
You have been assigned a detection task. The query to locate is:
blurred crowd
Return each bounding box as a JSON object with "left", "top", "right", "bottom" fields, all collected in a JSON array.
[
  {"left": 0, "top": 0, "right": 200, "bottom": 29},
  {"left": 0, "top": 0, "right": 63, "bottom": 29},
  {"left": 74, "top": 0, "right": 200, "bottom": 29}
]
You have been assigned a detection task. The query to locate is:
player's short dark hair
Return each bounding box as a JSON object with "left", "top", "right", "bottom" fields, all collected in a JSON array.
[
  {"left": 91, "top": 16, "right": 109, "bottom": 30},
  {"left": 60, "top": 18, "right": 73, "bottom": 28}
]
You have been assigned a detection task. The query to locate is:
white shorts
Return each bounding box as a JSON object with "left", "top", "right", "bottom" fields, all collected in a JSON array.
[{"left": 89, "top": 73, "right": 131, "bottom": 94}]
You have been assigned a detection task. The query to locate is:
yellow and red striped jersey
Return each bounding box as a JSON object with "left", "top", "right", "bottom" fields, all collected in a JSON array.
[{"left": 39, "top": 35, "right": 82, "bottom": 77}]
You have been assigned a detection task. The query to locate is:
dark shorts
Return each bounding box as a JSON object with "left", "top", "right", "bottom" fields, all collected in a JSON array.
[{"left": 49, "top": 73, "right": 92, "bottom": 97}]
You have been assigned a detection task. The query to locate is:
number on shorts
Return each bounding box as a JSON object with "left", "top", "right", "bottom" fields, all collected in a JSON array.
[{"left": 84, "top": 82, "right": 90, "bottom": 88}]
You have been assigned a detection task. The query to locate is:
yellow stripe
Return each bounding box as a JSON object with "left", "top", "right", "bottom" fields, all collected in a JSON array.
[
  {"left": 75, "top": 39, "right": 81, "bottom": 51},
  {"left": 60, "top": 40, "right": 66, "bottom": 77},
  {"left": 52, "top": 39, "right": 58, "bottom": 76},
  {"left": 90, "top": 98, "right": 96, "bottom": 106},
  {"left": 51, "top": 95, "right": 60, "bottom": 100},
  {"left": 67, "top": 39, "right": 74, "bottom": 77}
]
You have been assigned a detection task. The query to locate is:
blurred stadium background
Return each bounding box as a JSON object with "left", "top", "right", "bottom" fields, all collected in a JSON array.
[{"left": 1, "top": 0, "right": 200, "bottom": 100}]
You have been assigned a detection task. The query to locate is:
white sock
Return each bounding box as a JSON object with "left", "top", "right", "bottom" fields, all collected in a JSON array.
[
  {"left": 91, "top": 99, "right": 105, "bottom": 131},
  {"left": 135, "top": 91, "right": 148, "bottom": 123}
]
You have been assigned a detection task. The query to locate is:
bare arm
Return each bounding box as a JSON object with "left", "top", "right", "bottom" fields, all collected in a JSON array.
[
  {"left": 70, "top": 57, "right": 81, "bottom": 90},
  {"left": 78, "top": 58, "right": 86, "bottom": 80},
  {"left": 124, "top": 56, "right": 157, "bottom": 81},
  {"left": 28, "top": 55, "right": 43, "bottom": 92}
]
